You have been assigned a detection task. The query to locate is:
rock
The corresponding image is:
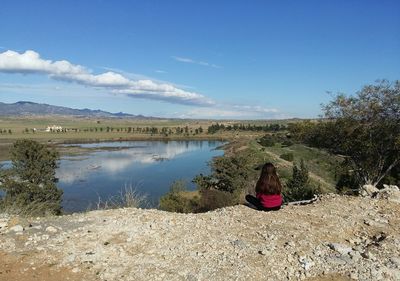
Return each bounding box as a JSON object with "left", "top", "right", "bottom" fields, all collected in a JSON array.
[
  {"left": 360, "top": 184, "right": 379, "bottom": 197},
  {"left": 298, "top": 256, "right": 314, "bottom": 271},
  {"left": 284, "top": 241, "right": 295, "bottom": 248},
  {"left": 72, "top": 267, "right": 81, "bottom": 273},
  {"left": 66, "top": 254, "right": 76, "bottom": 263},
  {"left": 287, "top": 254, "right": 295, "bottom": 263},
  {"left": 0, "top": 220, "right": 8, "bottom": 229},
  {"left": 349, "top": 272, "right": 358, "bottom": 280},
  {"left": 231, "top": 239, "right": 246, "bottom": 250},
  {"left": 46, "top": 226, "right": 58, "bottom": 233},
  {"left": 328, "top": 243, "right": 353, "bottom": 255},
  {"left": 361, "top": 250, "right": 376, "bottom": 261},
  {"left": 364, "top": 219, "right": 387, "bottom": 228},
  {"left": 376, "top": 185, "right": 400, "bottom": 204},
  {"left": 391, "top": 269, "right": 400, "bottom": 280},
  {"left": 9, "top": 225, "right": 24, "bottom": 233},
  {"left": 349, "top": 251, "right": 362, "bottom": 262},
  {"left": 389, "top": 257, "right": 400, "bottom": 268}
]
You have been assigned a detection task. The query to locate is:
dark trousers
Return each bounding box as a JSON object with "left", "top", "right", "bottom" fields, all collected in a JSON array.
[{"left": 245, "top": 195, "right": 281, "bottom": 211}]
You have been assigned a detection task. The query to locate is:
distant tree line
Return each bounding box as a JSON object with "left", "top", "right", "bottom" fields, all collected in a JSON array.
[
  {"left": 207, "top": 123, "right": 287, "bottom": 134},
  {"left": 0, "top": 129, "right": 12, "bottom": 134},
  {"left": 20, "top": 123, "right": 287, "bottom": 136}
]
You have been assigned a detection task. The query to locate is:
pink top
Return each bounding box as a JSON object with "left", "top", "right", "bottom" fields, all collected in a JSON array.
[{"left": 256, "top": 193, "right": 282, "bottom": 208}]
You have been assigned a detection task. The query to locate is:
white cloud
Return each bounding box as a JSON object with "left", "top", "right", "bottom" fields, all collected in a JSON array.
[
  {"left": 172, "top": 56, "right": 221, "bottom": 68},
  {"left": 0, "top": 50, "right": 213, "bottom": 106},
  {"left": 232, "top": 105, "right": 279, "bottom": 113},
  {"left": 179, "top": 104, "right": 281, "bottom": 119},
  {"left": 155, "top": 69, "right": 167, "bottom": 74}
]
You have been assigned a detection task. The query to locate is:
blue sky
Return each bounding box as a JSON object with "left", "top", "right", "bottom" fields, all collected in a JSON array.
[{"left": 0, "top": 0, "right": 399, "bottom": 119}]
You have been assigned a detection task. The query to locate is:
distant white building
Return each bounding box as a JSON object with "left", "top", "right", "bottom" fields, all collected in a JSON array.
[{"left": 46, "top": 125, "right": 63, "bottom": 132}]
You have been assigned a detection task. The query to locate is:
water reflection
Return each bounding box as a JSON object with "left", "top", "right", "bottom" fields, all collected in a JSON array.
[
  {"left": 57, "top": 141, "right": 215, "bottom": 184},
  {"left": 56, "top": 140, "right": 223, "bottom": 212}
]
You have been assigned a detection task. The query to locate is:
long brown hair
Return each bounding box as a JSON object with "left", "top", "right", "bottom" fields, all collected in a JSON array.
[{"left": 256, "top": 162, "right": 282, "bottom": 195}]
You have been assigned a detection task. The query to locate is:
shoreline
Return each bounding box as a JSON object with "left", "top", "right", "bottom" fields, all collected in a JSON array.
[{"left": 0, "top": 134, "right": 235, "bottom": 161}]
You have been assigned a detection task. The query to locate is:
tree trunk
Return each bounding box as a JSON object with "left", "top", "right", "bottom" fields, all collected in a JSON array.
[{"left": 373, "top": 159, "right": 399, "bottom": 187}]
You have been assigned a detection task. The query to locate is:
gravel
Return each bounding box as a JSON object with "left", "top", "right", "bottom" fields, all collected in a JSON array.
[{"left": 1, "top": 193, "right": 400, "bottom": 280}]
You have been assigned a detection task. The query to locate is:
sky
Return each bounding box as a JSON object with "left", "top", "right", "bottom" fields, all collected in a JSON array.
[{"left": 0, "top": 0, "right": 399, "bottom": 119}]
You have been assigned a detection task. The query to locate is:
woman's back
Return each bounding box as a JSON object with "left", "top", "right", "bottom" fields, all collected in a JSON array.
[
  {"left": 246, "top": 162, "right": 283, "bottom": 211},
  {"left": 256, "top": 193, "right": 282, "bottom": 208}
]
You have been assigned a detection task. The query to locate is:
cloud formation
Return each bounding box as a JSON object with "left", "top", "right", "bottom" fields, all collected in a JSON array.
[
  {"left": 232, "top": 105, "right": 279, "bottom": 113},
  {"left": 172, "top": 56, "right": 221, "bottom": 68},
  {"left": 178, "top": 104, "right": 280, "bottom": 119},
  {"left": 155, "top": 70, "right": 167, "bottom": 74},
  {"left": 0, "top": 50, "right": 214, "bottom": 106}
]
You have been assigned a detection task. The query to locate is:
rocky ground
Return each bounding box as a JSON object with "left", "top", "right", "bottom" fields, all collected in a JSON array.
[{"left": 1, "top": 193, "right": 400, "bottom": 281}]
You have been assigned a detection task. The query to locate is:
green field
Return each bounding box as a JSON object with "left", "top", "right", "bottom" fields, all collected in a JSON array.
[
  {"left": 0, "top": 116, "right": 268, "bottom": 160},
  {"left": 222, "top": 138, "right": 340, "bottom": 193},
  {"left": 0, "top": 116, "right": 339, "bottom": 194}
]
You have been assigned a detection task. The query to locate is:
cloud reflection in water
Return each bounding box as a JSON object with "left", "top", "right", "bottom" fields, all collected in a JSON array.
[{"left": 56, "top": 141, "right": 211, "bottom": 184}]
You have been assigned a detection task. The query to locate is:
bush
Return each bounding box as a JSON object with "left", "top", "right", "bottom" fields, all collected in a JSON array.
[
  {"left": 282, "top": 140, "right": 294, "bottom": 147},
  {"left": 95, "top": 184, "right": 147, "bottom": 210},
  {"left": 258, "top": 135, "right": 275, "bottom": 147},
  {"left": 192, "top": 151, "right": 256, "bottom": 212},
  {"left": 334, "top": 159, "right": 360, "bottom": 194},
  {"left": 211, "top": 155, "right": 252, "bottom": 193},
  {"left": 159, "top": 180, "right": 199, "bottom": 213},
  {"left": 160, "top": 178, "right": 240, "bottom": 213},
  {"left": 283, "top": 159, "right": 318, "bottom": 202},
  {"left": 196, "top": 189, "right": 236, "bottom": 212},
  {"left": 280, "top": 153, "right": 294, "bottom": 162},
  {"left": 0, "top": 139, "right": 63, "bottom": 215},
  {"left": 336, "top": 173, "right": 359, "bottom": 194}
]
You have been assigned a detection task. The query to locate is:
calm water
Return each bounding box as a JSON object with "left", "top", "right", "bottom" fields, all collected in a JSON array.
[
  {"left": 54, "top": 140, "right": 224, "bottom": 212},
  {"left": 0, "top": 141, "right": 224, "bottom": 212}
]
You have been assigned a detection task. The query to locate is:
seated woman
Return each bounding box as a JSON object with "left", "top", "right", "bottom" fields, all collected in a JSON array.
[{"left": 246, "top": 162, "right": 282, "bottom": 211}]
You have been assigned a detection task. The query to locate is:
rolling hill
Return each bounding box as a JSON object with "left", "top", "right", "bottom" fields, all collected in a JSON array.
[{"left": 0, "top": 101, "right": 156, "bottom": 119}]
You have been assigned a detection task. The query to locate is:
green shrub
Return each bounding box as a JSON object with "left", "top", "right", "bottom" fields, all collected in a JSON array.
[
  {"left": 194, "top": 155, "right": 252, "bottom": 195},
  {"left": 280, "top": 153, "right": 294, "bottom": 162},
  {"left": 282, "top": 140, "right": 294, "bottom": 147},
  {"left": 334, "top": 160, "right": 360, "bottom": 194},
  {"left": 159, "top": 180, "right": 199, "bottom": 213},
  {"left": 258, "top": 135, "right": 275, "bottom": 147},
  {"left": 283, "top": 159, "right": 318, "bottom": 202},
  {"left": 196, "top": 189, "right": 236, "bottom": 212},
  {"left": 0, "top": 139, "right": 63, "bottom": 216}
]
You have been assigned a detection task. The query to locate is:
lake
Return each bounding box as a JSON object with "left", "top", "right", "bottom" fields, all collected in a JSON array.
[{"left": 54, "top": 140, "right": 224, "bottom": 212}]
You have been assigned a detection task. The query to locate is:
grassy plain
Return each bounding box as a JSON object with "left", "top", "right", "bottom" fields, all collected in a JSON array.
[
  {"left": 0, "top": 116, "right": 339, "bottom": 192},
  {"left": 0, "top": 116, "right": 267, "bottom": 160},
  {"left": 222, "top": 138, "right": 339, "bottom": 193}
]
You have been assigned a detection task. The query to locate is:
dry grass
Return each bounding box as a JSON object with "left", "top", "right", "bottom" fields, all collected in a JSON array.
[{"left": 94, "top": 183, "right": 148, "bottom": 210}]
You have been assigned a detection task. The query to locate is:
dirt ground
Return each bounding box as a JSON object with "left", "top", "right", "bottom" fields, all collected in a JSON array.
[{"left": 0, "top": 251, "right": 94, "bottom": 281}]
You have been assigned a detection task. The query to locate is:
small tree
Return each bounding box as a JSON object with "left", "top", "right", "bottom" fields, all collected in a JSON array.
[
  {"left": 322, "top": 80, "right": 399, "bottom": 187},
  {"left": 0, "top": 140, "right": 63, "bottom": 215},
  {"left": 258, "top": 135, "right": 275, "bottom": 147},
  {"left": 204, "top": 155, "right": 252, "bottom": 194},
  {"left": 284, "top": 160, "right": 316, "bottom": 201}
]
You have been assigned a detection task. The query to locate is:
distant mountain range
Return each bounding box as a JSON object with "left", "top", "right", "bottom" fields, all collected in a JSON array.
[{"left": 0, "top": 101, "right": 158, "bottom": 119}]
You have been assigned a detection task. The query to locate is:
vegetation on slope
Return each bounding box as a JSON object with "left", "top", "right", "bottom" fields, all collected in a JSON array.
[{"left": 160, "top": 80, "right": 400, "bottom": 213}]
